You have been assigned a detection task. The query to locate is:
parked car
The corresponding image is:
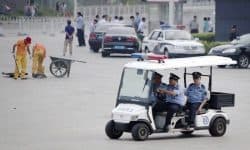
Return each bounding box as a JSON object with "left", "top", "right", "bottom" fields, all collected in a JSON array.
[
  {"left": 102, "top": 26, "right": 140, "bottom": 57},
  {"left": 142, "top": 29, "right": 205, "bottom": 58},
  {"left": 209, "top": 33, "right": 250, "bottom": 68},
  {"left": 88, "top": 23, "right": 130, "bottom": 53}
]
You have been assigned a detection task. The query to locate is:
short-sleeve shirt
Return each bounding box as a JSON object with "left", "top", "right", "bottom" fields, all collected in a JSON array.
[
  {"left": 65, "top": 25, "right": 75, "bottom": 40},
  {"left": 185, "top": 83, "right": 207, "bottom": 103},
  {"left": 16, "top": 40, "right": 28, "bottom": 56},
  {"left": 165, "top": 84, "right": 186, "bottom": 106}
]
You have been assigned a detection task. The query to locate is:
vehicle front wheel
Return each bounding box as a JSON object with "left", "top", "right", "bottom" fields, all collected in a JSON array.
[
  {"left": 238, "top": 54, "right": 249, "bottom": 68},
  {"left": 131, "top": 123, "right": 150, "bottom": 141},
  {"left": 209, "top": 117, "right": 226, "bottom": 137},
  {"left": 105, "top": 120, "right": 123, "bottom": 139}
]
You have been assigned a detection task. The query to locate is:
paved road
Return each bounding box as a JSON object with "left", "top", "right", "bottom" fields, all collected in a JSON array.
[{"left": 0, "top": 32, "right": 250, "bottom": 150}]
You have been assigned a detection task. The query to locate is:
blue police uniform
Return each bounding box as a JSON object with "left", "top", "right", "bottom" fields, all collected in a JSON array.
[{"left": 185, "top": 83, "right": 208, "bottom": 126}]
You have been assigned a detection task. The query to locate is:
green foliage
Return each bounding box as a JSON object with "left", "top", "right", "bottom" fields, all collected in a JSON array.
[
  {"left": 193, "top": 33, "right": 215, "bottom": 42},
  {"left": 201, "top": 41, "right": 228, "bottom": 54}
]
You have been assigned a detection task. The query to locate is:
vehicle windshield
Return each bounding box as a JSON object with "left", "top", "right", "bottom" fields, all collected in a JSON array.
[
  {"left": 107, "top": 27, "right": 136, "bottom": 35},
  {"left": 231, "top": 34, "right": 250, "bottom": 45},
  {"left": 165, "top": 30, "right": 192, "bottom": 40},
  {"left": 118, "top": 68, "right": 153, "bottom": 103}
]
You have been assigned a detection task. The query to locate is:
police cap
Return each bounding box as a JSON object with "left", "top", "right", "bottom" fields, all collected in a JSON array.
[
  {"left": 192, "top": 72, "right": 202, "bottom": 79},
  {"left": 153, "top": 72, "right": 163, "bottom": 78},
  {"left": 169, "top": 73, "right": 180, "bottom": 81}
]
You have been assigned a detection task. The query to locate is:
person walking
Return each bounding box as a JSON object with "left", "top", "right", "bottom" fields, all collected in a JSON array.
[
  {"left": 32, "top": 43, "right": 46, "bottom": 78},
  {"left": 12, "top": 37, "right": 32, "bottom": 80},
  {"left": 76, "top": 12, "right": 85, "bottom": 46},
  {"left": 229, "top": 25, "right": 239, "bottom": 41},
  {"left": 63, "top": 20, "right": 75, "bottom": 56}
]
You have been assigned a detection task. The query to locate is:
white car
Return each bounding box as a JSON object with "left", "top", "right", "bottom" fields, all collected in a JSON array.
[{"left": 142, "top": 29, "right": 205, "bottom": 57}]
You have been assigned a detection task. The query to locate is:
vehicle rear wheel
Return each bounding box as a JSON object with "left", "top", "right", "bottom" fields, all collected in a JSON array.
[
  {"left": 131, "top": 123, "right": 150, "bottom": 141},
  {"left": 102, "top": 51, "right": 109, "bottom": 57},
  {"left": 209, "top": 117, "right": 226, "bottom": 137},
  {"left": 105, "top": 120, "right": 123, "bottom": 139},
  {"left": 238, "top": 54, "right": 249, "bottom": 68},
  {"left": 181, "top": 130, "right": 194, "bottom": 135}
]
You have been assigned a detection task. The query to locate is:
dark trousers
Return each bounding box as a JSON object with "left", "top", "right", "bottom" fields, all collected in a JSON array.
[
  {"left": 77, "top": 29, "right": 85, "bottom": 46},
  {"left": 153, "top": 102, "right": 181, "bottom": 127},
  {"left": 187, "top": 102, "right": 201, "bottom": 125}
]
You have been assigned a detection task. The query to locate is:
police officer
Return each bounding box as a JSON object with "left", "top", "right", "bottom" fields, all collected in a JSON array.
[
  {"left": 151, "top": 72, "right": 167, "bottom": 115},
  {"left": 185, "top": 72, "right": 208, "bottom": 128},
  {"left": 157, "top": 73, "right": 186, "bottom": 131}
]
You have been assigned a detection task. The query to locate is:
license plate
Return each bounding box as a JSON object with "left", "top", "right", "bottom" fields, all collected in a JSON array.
[{"left": 114, "top": 46, "right": 125, "bottom": 49}]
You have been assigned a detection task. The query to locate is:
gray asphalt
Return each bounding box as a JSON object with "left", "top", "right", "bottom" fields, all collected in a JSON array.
[{"left": 0, "top": 31, "right": 250, "bottom": 150}]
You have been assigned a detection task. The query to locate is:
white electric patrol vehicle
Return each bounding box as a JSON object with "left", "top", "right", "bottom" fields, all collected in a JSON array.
[{"left": 105, "top": 56, "right": 236, "bottom": 141}]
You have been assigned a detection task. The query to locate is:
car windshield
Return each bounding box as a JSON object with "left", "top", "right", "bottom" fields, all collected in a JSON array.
[
  {"left": 231, "top": 34, "right": 250, "bottom": 45},
  {"left": 118, "top": 68, "right": 153, "bottom": 103},
  {"left": 165, "top": 30, "right": 192, "bottom": 40},
  {"left": 107, "top": 27, "right": 136, "bottom": 35}
]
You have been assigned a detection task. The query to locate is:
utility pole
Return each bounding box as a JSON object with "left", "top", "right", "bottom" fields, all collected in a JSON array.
[{"left": 74, "top": 0, "right": 77, "bottom": 17}]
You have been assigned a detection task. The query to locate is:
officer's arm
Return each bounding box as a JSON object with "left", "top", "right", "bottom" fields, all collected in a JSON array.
[
  {"left": 198, "top": 89, "right": 209, "bottom": 111},
  {"left": 12, "top": 44, "right": 17, "bottom": 53}
]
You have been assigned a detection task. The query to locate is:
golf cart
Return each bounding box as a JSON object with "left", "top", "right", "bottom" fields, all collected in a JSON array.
[{"left": 105, "top": 56, "right": 236, "bottom": 141}]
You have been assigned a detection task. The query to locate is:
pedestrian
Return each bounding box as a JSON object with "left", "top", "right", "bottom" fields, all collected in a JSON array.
[
  {"left": 129, "top": 16, "right": 136, "bottom": 28},
  {"left": 63, "top": 20, "right": 75, "bottom": 56},
  {"left": 98, "top": 15, "right": 107, "bottom": 25},
  {"left": 203, "top": 17, "right": 209, "bottom": 32},
  {"left": 189, "top": 16, "right": 199, "bottom": 33},
  {"left": 229, "top": 25, "right": 239, "bottom": 41},
  {"left": 119, "top": 16, "right": 124, "bottom": 24},
  {"left": 113, "top": 16, "right": 119, "bottom": 23},
  {"left": 32, "top": 43, "right": 46, "bottom": 78},
  {"left": 207, "top": 17, "right": 213, "bottom": 32},
  {"left": 12, "top": 37, "right": 32, "bottom": 80},
  {"left": 90, "top": 19, "right": 98, "bottom": 33},
  {"left": 76, "top": 12, "right": 85, "bottom": 46},
  {"left": 137, "top": 17, "right": 146, "bottom": 41},
  {"left": 135, "top": 12, "right": 141, "bottom": 31},
  {"left": 95, "top": 15, "right": 100, "bottom": 22}
]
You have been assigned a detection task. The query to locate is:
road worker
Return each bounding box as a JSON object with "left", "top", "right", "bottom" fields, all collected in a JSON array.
[
  {"left": 12, "top": 37, "right": 32, "bottom": 80},
  {"left": 32, "top": 43, "right": 47, "bottom": 78}
]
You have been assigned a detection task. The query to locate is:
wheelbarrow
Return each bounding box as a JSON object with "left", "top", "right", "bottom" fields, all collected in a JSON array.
[{"left": 49, "top": 56, "right": 86, "bottom": 78}]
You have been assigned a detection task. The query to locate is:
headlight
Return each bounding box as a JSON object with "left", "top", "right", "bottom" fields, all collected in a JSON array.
[{"left": 222, "top": 48, "right": 236, "bottom": 53}]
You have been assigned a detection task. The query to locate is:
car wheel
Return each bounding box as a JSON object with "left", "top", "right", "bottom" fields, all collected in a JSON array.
[
  {"left": 102, "top": 52, "right": 109, "bottom": 57},
  {"left": 209, "top": 117, "right": 227, "bottom": 137},
  {"left": 181, "top": 131, "right": 194, "bottom": 135},
  {"left": 105, "top": 120, "right": 123, "bottom": 139},
  {"left": 131, "top": 123, "right": 150, "bottom": 141},
  {"left": 238, "top": 54, "right": 249, "bottom": 68}
]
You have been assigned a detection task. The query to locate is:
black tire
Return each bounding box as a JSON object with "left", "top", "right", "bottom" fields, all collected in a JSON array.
[
  {"left": 102, "top": 51, "right": 109, "bottom": 57},
  {"left": 218, "top": 65, "right": 226, "bottom": 68},
  {"left": 131, "top": 123, "right": 150, "bottom": 141},
  {"left": 238, "top": 54, "right": 249, "bottom": 68},
  {"left": 105, "top": 120, "right": 123, "bottom": 139},
  {"left": 181, "top": 131, "right": 194, "bottom": 135},
  {"left": 209, "top": 117, "right": 227, "bottom": 137},
  {"left": 49, "top": 60, "right": 68, "bottom": 78}
]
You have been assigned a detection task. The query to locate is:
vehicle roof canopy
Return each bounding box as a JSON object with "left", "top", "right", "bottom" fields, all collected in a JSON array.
[{"left": 124, "top": 56, "right": 237, "bottom": 70}]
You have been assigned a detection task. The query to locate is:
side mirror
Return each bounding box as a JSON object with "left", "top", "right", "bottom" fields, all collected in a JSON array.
[{"left": 157, "top": 37, "right": 163, "bottom": 41}]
